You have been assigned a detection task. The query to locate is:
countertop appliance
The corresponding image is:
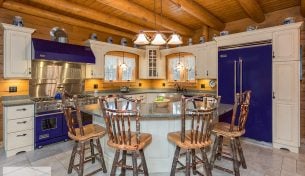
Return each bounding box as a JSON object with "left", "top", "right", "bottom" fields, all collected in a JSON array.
[
  {"left": 218, "top": 42, "right": 272, "bottom": 142},
  {"left": 32, "top": 95, "right": 97, "bottom": 148}
]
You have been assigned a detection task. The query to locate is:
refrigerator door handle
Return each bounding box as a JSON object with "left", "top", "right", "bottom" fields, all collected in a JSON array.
[
  {"left": 234, "top": 60, "right": 237, "bottom": 102},
  {"left": 239, "top": 57, "right": 243, "bottom": 102}
]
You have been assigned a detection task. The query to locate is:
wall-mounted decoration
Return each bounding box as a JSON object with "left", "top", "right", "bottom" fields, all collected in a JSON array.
[
  {"left": 50, "top": 27, "right": 68, "bottom": 43},
  {"left": 12, "top": 16, "right": 23, "bottom": 27},
  {"left": 107, "top": 36, "right": 113, "bottom": 44}
]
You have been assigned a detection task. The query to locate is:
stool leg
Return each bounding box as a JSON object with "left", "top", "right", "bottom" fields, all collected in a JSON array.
[
  {"left": 95, "top": 138, "right": 107, "bottom": 173},
  {"left": 170, "top": 146, "right": 180, "bottom": 176},
  {"left": 121, "top": 150, "right": 127, "bottom": 176},
  {"left": 90, "top": 139, "right": 95, "bottom": 164},
  {"left": 236, "top": 137, "right": 247, "bottom": 169},
  {"left": 217, "top": 136, "right": 223, "bottom": 160},
  {"left": 68, "top": 142, "right": 78, "bottom": 174},
  {"left": 230, "top": 138, "right": 240, "bottom": 176},
  {"left": 79, "top": 142, "right": 85, "bottom": 176},
  {"left": 186, "top": 149, "right": 191, "bottom": 176},
  {"left": 111, "top": 150, "right": 120, "bottom": 176},
  {"left": 201, "top": 148, "right": 212, "bottom": 176},
  {"left": 210, "top": 135, "right": 219, "bottom": 168},
  {"left": 139, "top": 149, "right": 149, "bottom": 176},
  {"left": 191, "top": 149, "right": 197, "bottom": 175},
  {"left": 132, "top": 151, "right": 138, "bottom": 176}
]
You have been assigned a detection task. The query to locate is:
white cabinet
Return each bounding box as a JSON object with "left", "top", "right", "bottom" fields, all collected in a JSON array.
[
  {"left": 272, "top": 29, "right": 300, "bottom": 61},
  {"left": 85, "top": 40, "right": 104, "bottom": 79},
  {"left": 272, "top": 61, "right": 300, "bottom": 153},
  {"left": 196, "top": 42, "right": 217, "bottom": 79},
  {"left": 139, "top": 46, "right": 166, "bottom": 79},
  {"left": 1, "top": 23, "right": 35, "bottom": 79},
  {"left": 4, "top": 104, "right": 35, "bottom": 157}
]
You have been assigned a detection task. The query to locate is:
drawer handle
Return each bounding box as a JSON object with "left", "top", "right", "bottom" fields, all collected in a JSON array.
[
  {"left": 16, "top": 134, "right": 27, "bottom": 137},
  {"left": 17, "top": 121, "right": 27, "bottom": 124},
  {"left": 16, "top": 108, "right": 27, "bottom": 111}
]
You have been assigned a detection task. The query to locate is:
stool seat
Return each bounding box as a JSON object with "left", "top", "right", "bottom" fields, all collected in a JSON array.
[
  {"left": 212, "top": 122, "right": 245, "bottom": 138},
  {"left": 168, "top": 130, "right": 212, "bottom": 149},
  {"left": 68, "top": 124, "right": 106, "bottom": 141},
  {"left": 107, "top": 132, "right": 152, "bottom": 151}
]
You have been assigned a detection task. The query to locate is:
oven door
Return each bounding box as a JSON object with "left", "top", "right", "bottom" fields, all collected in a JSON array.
[{"left": 35, "top": 111, "right": 64, "bottom": 143}]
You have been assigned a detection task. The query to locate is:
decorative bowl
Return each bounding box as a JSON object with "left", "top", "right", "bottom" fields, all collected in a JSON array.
[{"left": 154, "top": 98, "right": 170, "bottom": 108}]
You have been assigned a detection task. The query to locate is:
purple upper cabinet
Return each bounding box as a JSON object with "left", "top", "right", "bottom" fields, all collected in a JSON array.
[{"left": 32, "top": 38, "right": 95, "bottom": 64}]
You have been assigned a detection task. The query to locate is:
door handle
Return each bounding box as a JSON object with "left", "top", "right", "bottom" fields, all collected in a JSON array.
[
  {"left": 17, "top": 121, "right": 27, "bottom": 124},
  {"left": 273, "top": 92, "right": 275, "bottom": 99},
  {"left": 16, "top": 134, "right": 27, "bottom": 137},
  {"left": 16, "top": 108, "right": 27, "bottom": 111},
  {"left": 239, "top": 58, "right": 243, "bottom": 96},
  {"left": 234, "top": 60, "right": 237, "bottom": 100}
]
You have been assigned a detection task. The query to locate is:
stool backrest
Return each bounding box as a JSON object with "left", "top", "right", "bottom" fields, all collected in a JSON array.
[
  {"left": 229, "top": 90, "right": 251, "bottom": 132},
  {"left": 99, "top": 95, "right": 142, "bottom": 146},
  {"left": 62, "top": 92, "right": 85, "bottom": 136},
  {"left": 181, "top": 95, "right": 220, "bottom": 144}
]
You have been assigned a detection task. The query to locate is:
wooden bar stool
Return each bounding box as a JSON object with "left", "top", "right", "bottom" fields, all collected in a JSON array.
[
  {"left": 210, "top": 90, "right": 251, "bottom": 176},
  {"left": 62, "top": 93, "right": 107, "bottom": 176},
  {"left": 168, "top": 95, "right": 220, "bottom": 176},
  {"left": 99, "top": 95, "right": 152, "bottom": 176}
]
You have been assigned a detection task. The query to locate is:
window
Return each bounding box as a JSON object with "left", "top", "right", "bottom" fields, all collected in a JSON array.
[
  {"left": 104, "top": 51, "right": 137, "bottom": 82},
  {"left": 167, "top": 53, "right": 196, "bottom": 82}
]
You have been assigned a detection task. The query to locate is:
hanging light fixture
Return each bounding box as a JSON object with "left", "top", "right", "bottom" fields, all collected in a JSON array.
[
  {"left": 120, "top": 52, "right": 128, "bottom": 71},
  {"left": 176, "top": 52, "right": 184, "bottom": 70},
  {"left": 133, "top": 0, "right": 183, "bottom": 46},
  {"left": 168, "top": 33, "right": 183, "bottom": 45},
  {"left": 134, "top": 31, "right": 150, "bottom": 45}
]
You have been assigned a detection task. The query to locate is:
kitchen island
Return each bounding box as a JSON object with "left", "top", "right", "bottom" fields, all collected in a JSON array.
[{"left": 80, "top": 101, "right": 232, "bottom": 173}]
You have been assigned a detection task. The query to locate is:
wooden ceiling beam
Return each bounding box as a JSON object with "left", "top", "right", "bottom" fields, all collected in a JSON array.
[
  {"left": 2, "top": 1, "right": 134, "bottom": 39},
  {"left": 169, "top": 0, "right": 224, "bottom": 31},
  {"left": 96, "top": 0, "right": 193, "bottom": 36},
  {"left": 301, "top": 0, "right": 305, "bottom": 17},
  {"left": 27, "top": 0, "right": 147, "bottom": 34},
  {"left": 236, "top": 0, "right": 265, "bottom": 23}
]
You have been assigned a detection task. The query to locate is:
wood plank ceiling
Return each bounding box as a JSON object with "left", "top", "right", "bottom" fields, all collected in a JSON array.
[{"left": 0, "top": 0, "right": 301, "bottom": 39}]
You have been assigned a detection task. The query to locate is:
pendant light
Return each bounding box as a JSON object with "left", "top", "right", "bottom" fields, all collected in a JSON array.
[
  {"left": 168, "top": 33, "right": 183, "bottom": 45},
  {"left": 134, "top": 31, "right": 150, "bottom": 45},
  {"left": 120, "top": 52, "right": 128, "bottom": 71},
  {"left": 151, "top": 32, "right": 167, "bottom": 45},
  {"left": 176, "top": 52, "right": 184, "bottom": 70}
]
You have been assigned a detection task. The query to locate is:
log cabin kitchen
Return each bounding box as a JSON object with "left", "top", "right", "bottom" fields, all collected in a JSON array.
[{"left": 0, "top": 0, "right": 305, "bottom": 176}]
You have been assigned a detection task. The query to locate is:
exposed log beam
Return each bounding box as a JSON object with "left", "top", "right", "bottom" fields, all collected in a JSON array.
[
  {"left": 96, "top": 0, "right": 192, "bottom": 36},
  {"left": 2, "top": 1, "right": 134, "bottom": 39},
  {"left": 301, "top": 0, "right": 305, "bottom": 17},
  {"left": 28, "top": 0, "right": 147, "bottom": 34},
  {"left": 170, "top": 0, "right": 224, "bottom": 31},
  {"left": 236, "top": 0, "right": 265, "bottom": 23},
  {"left": 0, "top": 0, "right": 4, "bottom": 6}
]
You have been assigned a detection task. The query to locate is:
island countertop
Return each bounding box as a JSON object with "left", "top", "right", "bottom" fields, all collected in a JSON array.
[{"left": 80, "top": 102, "right": 233, "bottom": 119}]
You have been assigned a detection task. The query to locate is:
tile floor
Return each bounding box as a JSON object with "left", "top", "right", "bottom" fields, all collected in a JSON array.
[{"left": 0, "top": 140, "right": 305, "bottom": 176}]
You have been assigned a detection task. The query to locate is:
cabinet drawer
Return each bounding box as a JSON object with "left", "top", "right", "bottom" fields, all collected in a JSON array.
[
  {"left": 7, "top": 117, "right": 33, "bottom": 133},
  {"left": 6, "top": 105, "right": 34, "bottom": 119},
  {"left": 7, "top": 130, "right": 33, "bottom": 150}
]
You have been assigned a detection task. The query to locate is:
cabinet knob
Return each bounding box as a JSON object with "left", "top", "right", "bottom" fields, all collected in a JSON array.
[
  {"left": 17, "top": 121, "right": 27, "bottom": 124},
  {"left": 16, "top": 134, "right": 27, "bottom": 137},
  {"left": 272, "top": 92, "right": 275, "bottom": 99},
  {"left": 16, "top": 108, "right": 27, "bottom": 111},
  {"left": 206, "top": 70, "right": 209, "bottom": 76},
  {"left": 28, "top": 68, "right": 31, "bottom": 74}
]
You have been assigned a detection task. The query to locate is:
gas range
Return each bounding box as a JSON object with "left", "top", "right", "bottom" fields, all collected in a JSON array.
[{"left": 31, "top": 94, "right": 98, "bottom": 114}]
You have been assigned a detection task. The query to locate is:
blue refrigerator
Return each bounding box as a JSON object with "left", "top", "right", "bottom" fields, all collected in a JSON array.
[{"left": 218, "top": 44, "right": 272, "bottom": 142}]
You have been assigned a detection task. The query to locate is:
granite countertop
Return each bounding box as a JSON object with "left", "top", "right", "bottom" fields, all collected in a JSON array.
[
  {"left": 80, "top": 102, "right": 232, "bottom": 119},
  {"left": 2, "top": 95, "right": 34, "bottom": 107},
  {"left": 87, "top": 88, "right": 216, "bottom": 96}
]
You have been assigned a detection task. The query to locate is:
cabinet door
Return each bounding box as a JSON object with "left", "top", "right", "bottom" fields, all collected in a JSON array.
[
  {"left": 272, "top": 29, "right": 299, "bottom": 61},
  {"left": 195, "top": 48, "right": 206, "bottom": 79},
  {"left": 205, "top": 44, "right": 218, "bottom": 79},
  {"left": 4, "top": 31, "right": 32, "bottom": 78},
  {"left": 273, "top": 61, "right": 299, "bottom": 148},
  {"left": 86, "top": 45, "right": 104, "bottom": 78},
  {"left": 139, "top": 56, "right": 148, "bottom": 79},
  {"left": 157, "top": 57, "right": 166, "bottom": 79}
]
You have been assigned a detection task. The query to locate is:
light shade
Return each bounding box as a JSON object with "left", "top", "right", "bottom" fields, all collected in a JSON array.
[
  {"left": 120, "top": 63, "right": 128, "bottom": 71},
  {"left": 176, "top": 62, "right": 184, "bottom": 71},
  {"left": 151, "top": 32, "right": 167, "bottom": 45},
  {"left": 168, "top": 33, "right": 183, "bottom": 45},
  {"left": 134, "top": 32, "right": 150, "bottom": 45}
]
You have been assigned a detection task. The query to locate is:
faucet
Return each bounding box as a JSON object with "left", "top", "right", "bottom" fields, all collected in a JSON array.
[{"left": 175, "top": 83, "right": 187, "bottom": 92}]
